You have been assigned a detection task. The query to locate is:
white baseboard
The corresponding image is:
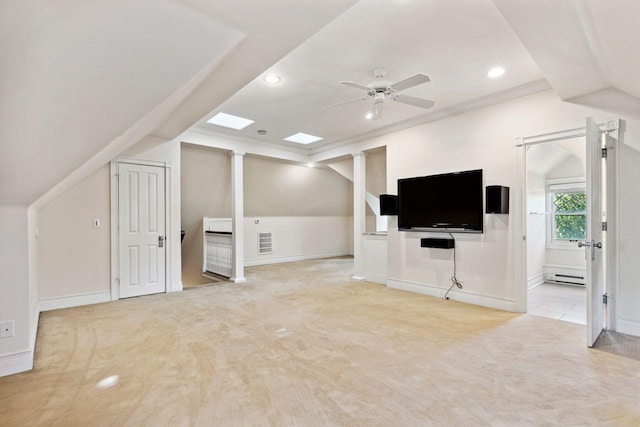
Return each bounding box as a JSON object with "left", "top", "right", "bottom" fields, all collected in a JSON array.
[
  {"left": 616, "top": 318, "right": 640, "bottom": 338},
  {"left": 386, "top": 278, "right": 516, "bottom": 312},
  {"left": 0, "top": 349, "right": 34, "bottom": 377},
  {"left": 0, "top": 308, "right": 39, "bottom": 378},
  {"left": 528, "top": 273, "right": 544, "bottom": 290},
  {"left": 39, "top": 291, "right": 111, "bottom": 312},
  {"left": 364, "top": 273, "right": 387, "bottom": 285},
  {"left": 245, "top": 251, "right": 350, "bottom": 267}
]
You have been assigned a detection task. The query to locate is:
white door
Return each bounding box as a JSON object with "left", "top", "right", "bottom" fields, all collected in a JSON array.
[
  {"left": 118, "top": 163, "right": 166, "bottom": 298},
  {"left": 585, "top": 117, "right": 605, "bottom": 346}
]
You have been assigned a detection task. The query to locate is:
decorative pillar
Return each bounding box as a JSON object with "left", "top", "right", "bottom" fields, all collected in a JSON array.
[
  {"left": 352, "top": 151, "right": 366, "bottom": 280},
  {"left": 230, "top": 151, "right": 246, "bottom": 283}
]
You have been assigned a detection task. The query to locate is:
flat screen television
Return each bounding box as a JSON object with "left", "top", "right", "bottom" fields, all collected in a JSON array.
[{"left": 398, "top": 169, "right": 483, "bottom": 233}]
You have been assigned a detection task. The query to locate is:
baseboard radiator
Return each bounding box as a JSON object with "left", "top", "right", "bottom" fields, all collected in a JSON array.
[{"left": 543, "top": 264, "right": 586, "bottom": 286}]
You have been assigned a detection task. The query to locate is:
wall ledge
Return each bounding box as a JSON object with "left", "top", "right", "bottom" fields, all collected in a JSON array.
[
  {"left": 245, "top": 251, "right": 350, "bottom": 267},
  {"left": 387, "top": 278, "right": 516, "bottom": 312},
  {"left": 39, "top": 291, "right": 111, "bottom": 312}
]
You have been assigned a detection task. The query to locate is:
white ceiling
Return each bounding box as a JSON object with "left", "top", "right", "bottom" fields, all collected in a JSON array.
[
  {"left": 194, "top": 0, "right": 545, "bottom": 151},
  {"left": 0, "top": 0, "right": 357, "bottom": 206}
]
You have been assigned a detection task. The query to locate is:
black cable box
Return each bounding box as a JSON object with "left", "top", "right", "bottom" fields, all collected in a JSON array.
[{"left": 420, "top": 237, "right": 455, "bottom": 249}]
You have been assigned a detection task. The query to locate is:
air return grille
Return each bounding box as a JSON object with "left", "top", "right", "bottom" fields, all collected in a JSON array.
[{"left": 258, "top": 232, "right": 273, "bottom": 255}]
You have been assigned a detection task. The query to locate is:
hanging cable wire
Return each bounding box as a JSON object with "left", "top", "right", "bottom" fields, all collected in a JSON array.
[{"left": 444, "top": 232, "right": 463, "bottom": 300}]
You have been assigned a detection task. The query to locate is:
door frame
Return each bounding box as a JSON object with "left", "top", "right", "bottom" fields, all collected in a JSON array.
[
  {"left": 110, "top": 157, "right": 173, "bottom": 301},
  {"left": 513, "top": 119, "right": 620, "bottom": 332}
]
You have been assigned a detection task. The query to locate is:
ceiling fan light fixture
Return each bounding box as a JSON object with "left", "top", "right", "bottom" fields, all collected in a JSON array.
[{"left": 488, "top": 67, "right": 505, "bottom": 78}]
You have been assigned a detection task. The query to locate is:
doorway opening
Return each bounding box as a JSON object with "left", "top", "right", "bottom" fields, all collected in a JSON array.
[
  {"left": 514, "top": 118, "right": 620, "bottom": 347},
  {"left": 525, "top": 138, "right": 586, "bottom": 324}
]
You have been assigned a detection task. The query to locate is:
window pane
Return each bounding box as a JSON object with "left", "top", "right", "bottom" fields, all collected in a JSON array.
[
  {"left": 553, "top": 192, "right": 586, "bottom": 214},
  {"left": 555, "top": 214, "right": 586, "bottom": 240}
]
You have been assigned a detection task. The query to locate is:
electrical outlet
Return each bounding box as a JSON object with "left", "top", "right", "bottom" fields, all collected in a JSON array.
[{"left": 0, "top": 320, "right": 15, "bottom": 338}]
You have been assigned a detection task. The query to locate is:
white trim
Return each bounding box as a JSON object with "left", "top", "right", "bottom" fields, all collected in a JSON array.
[
  {"left": 364, "top": 273, "right": 387, "bottom": 285},
  {"left": 616, "top": 319, "right": 640, "bottom": 337},
  {"left": 387, "top": 278, "right": 515, "bottom": 312},
  {"left": 39, "top": 291, "right": 111, "bottom": 312},
  {"left": 114, "top": 156, "right": 169, "bottom": 168},
  {"left": 528, "top": 273, "right": 544, "bottom": 290},
  {"left": 111, "top": 159, "right": 173, "bottom": 301},
  {"left": 110, "top": 161, "right": 119, "bottom": 301},
  {"left": 515, "top": 118, "right": 620, "bottom": 329},
  {"left": 0, "top": 349, "right": 33, "bottom": 377},
  {"left": 30, "top": 309, "right": 39, "bottom": 355},
  {"left": 170, "top": 281, "right": 183, "bottom": 292},
  {"left": 244, "top": 251, "right": 350, "bottom": 267}
]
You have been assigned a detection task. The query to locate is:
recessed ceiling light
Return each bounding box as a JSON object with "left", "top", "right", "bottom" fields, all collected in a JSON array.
[
  {"left": 263, "top": 74, "right": 281, "bottom": 84},
  {"left": 306, "top": 163, "right": 315, "bottom": 168},
  {"left": 488, "top": 67, "right": 505, "bottom": 78},
  {"left": 206, "top": 112, "right": 254, "bottom": 130},
  {"left": 283, "top": 133, "right": 323, "bottom": 145},
  {"left": 365, "top": 112, "right": 373, "bottom": 120}
]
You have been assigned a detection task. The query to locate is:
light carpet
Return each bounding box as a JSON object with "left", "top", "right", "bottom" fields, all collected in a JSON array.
[{"left": 1, "top": 257, "right": 640, "bottom": 426}]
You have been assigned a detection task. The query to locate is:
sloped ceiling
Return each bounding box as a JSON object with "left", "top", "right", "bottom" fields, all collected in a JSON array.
[
  {"left": 493, "top": 0, "right": 640, "bottom": 117},
  {"left": 0, "top": 0, "right": 358, "bottom": 206}
]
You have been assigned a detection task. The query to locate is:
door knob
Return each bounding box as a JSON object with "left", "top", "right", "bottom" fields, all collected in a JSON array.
[
  {"left": 578, "top": 241, "right": 589, "bottom": 248},
  {"left": 594, "top": 241, "right": 602, "bottom": 249}
]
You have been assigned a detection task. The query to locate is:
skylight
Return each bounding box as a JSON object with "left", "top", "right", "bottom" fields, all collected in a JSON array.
[
  {"left": 206, "top": 112, "right": 255, "bottom": 130},
  {"left": 283, "top": 133, "right": 323, "bottom": 145}
]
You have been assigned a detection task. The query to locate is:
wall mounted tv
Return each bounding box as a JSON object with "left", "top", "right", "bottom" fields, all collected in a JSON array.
[{"left": 398, "top": 169, "right": 483, "bottom": 233}]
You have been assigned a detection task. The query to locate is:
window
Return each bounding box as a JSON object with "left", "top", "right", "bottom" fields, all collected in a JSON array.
[{"left": 547, "top": 181, "right": 586, "bottom": 247}]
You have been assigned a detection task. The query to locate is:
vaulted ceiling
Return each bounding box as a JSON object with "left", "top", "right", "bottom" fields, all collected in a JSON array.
[{"left": 2, "top": 0, "right": 639, "bottom": 206}]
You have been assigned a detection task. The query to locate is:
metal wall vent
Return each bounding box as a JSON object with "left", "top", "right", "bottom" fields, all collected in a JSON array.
[{"left": 258, "top": 232, "right": 273, "bottom": 255}]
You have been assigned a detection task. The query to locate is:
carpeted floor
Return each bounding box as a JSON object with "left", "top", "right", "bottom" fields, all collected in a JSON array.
[{"left": 1, "top": 257, "right": 640, "bottom": 426}]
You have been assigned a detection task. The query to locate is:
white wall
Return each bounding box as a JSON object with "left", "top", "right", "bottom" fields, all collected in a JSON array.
[
  {"left": 244, "top": 217, "right": 351, "bottom": 266},
  {"left": 38, "top": 166, "right": 111, "bottom": 300},
  {"left": 0, "top": 207, "right": 30, "bottom": 356},
  {"left": 616, "top": 130, "right": 640, "bottom": 335},
  {"left": 244, "top": 156, "right": 352, "bottom": 217},
  {"left": 374, "top": 89, "right": 640, "bottom": 315}
]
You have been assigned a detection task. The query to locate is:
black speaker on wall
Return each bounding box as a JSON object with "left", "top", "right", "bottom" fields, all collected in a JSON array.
[
  {"left": 486, "top": 185, "right": 509, "bottom": 214},
  {"left": 380, "top": 194, "right": 398, "bottom": 216}
]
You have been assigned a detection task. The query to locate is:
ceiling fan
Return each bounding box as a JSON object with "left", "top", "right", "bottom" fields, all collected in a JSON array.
[{"left": 327, "top": 69, "right": 435, "bottom": 120}]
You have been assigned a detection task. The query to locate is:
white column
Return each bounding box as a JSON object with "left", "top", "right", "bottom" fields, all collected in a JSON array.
[
  {"left": 352, "top": 152, "right": 366, "bottom": 280},
  {"left": 230, "top": 151, "right": 246, "bottom": 283}
]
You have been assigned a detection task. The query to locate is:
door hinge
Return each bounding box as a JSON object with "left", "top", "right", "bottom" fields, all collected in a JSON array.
[
  {"left": 602, "top": 221, "right": 608, "bottom": 231},
  {"left": 603, "top": 293, "right": 608, "bottom": 304},
  {"left": 601, "top": 148, "right": 608, "bottom": 158}
]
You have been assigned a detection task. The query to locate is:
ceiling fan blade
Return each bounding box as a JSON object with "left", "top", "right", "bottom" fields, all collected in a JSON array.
[
  {"left": 324, "top": 96, "right": 367, "bottom": 109},
  {"left": 389, "top": 73, "right": 431, "bottom": 92},
  {"left": 393, "top": 94, "right": 435, "bottom": 110},
  {"left": 339, "top": 81, "right": 371, "bottom": 91}
]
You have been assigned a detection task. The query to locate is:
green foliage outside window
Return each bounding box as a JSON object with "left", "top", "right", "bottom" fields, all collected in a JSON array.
[{"left": 553, "top": 192, "right": 586, "bottom": 240}]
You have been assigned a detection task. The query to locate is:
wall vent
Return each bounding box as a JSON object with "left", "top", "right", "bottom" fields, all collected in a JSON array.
[{"left": 258, "top": 232, "right": 273, "bottom": 255}]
